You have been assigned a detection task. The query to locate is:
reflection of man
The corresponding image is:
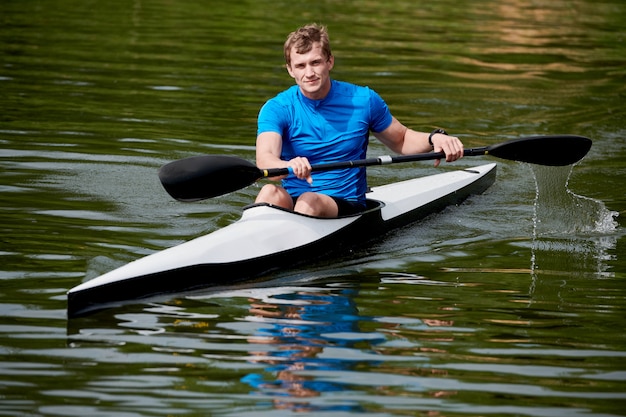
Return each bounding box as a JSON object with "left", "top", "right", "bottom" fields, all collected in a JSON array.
[
  {"left": 242, "top": 288, "right": 380, "bottom": 412},
  {"left": 240, "top": 286, "right": 462, "bottom": 410}
]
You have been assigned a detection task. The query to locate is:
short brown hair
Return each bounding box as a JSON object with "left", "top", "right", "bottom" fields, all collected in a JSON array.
[{"left": 284, "top": 23, "right": 332, "bottom": 66}]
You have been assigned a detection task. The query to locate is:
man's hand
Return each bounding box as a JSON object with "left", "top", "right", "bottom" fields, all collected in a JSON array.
[
  {"left": 288, "top": 156, "right": 313, "bottom": 184},
  {"left": 431, "top": 134, "right": 464, "bottom": 167}
]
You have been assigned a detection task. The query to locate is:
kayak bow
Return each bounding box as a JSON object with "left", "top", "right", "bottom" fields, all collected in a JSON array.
[{"left": 67, "top": 163, "right": 497, "bottom": 317}]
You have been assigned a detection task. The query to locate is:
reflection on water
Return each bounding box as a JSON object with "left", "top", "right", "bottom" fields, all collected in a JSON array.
[
  {"left": 240, "top": 287, "right": 371, "bottom": 412},
  {"left": 66, "top": 277, "right": 626, "bottom": 416}
]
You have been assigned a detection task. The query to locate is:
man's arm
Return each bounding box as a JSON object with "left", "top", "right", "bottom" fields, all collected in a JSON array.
[
  {"left": 256, "top": 131, "right": 313, "bottom": 182},
  {"left": 256, "top": 131, "right": 285, "bottom": 170},
  {"left": 373, "top": 117, "right": 464, "bottom": 167}
]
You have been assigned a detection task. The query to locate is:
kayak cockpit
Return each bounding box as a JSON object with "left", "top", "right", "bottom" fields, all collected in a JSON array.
[{"left": 241, "top": 198, "right": 386, "bottom": 220}]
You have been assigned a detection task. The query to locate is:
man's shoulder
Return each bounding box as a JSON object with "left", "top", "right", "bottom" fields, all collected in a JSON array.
[
  {"left": 259, "top": 86, "right": 298, "bottom": 118},
  {"left": 270, "top": 85, "right": 300, "bottom": 104}
]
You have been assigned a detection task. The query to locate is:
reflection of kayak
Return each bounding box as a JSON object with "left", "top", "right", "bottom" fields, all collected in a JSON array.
[{"left": 67, "top": 163, "right": 496, "bottom": 317}]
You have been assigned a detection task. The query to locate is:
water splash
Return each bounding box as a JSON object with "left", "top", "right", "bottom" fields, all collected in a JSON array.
[
  {"left": 528, "top": 165, "right": 619, "bottom": 292},
  {"left": 530, "top": 165, "right": 618, "bottom": 236}
]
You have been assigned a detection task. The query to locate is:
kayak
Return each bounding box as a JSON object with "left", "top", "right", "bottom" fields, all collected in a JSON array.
[{"left": 67, "top": 163, "right": 496, "bottom": 317}]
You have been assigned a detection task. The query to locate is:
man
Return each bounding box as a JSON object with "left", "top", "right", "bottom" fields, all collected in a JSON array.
[{"left": 255, "top": 24, "right": 464, "bottom": 217}]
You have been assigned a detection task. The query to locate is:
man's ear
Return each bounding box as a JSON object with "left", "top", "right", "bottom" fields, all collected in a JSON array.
[
  {"left": 328, "top": 55, "right": 334, "bottom": 70},
  {"left": 286, "top": 63, "right": 295, "bottom": 79}
]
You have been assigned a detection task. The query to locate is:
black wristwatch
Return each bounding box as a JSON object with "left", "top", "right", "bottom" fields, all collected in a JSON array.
[{"left": 428, "top": 128, "right": 447, "bottom": 149}]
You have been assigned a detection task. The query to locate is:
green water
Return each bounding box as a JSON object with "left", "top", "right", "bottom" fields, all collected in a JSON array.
[{"left": 1, "top": 0, "right": 625, "bottom": 415}]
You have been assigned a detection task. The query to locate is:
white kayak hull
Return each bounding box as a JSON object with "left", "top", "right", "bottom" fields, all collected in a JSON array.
[{"left": 68, "top": 163, "right": 496, "bottom": 317}]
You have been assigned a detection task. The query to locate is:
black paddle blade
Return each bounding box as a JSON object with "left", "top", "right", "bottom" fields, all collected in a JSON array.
[
  {"left": 158, "top": 155, "right": 262, "bottom": 201},
  {"left": 487, "top": 135, "right": 592, "bottom": 166}
]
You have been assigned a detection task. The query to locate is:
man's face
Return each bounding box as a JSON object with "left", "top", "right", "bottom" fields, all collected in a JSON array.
[{"left": 287, "top": 42, "right": 334, "bottom": 100}]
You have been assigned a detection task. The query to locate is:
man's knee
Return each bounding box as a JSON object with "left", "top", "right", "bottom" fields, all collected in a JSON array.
[
  {"left": 256, "top": 184, "right": 292, "bottom": 208},
  {"left": 294, "top": 192, "right": 338, "bottom": 217}
]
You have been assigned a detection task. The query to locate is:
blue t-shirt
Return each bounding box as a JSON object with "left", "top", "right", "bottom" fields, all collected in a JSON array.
[{"left": 257, "top": 80, "right": 392, "bottom": 204}]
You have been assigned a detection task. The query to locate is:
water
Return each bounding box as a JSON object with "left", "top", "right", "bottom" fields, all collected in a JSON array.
[{"left": 1, "top": 0, "right": 625, "bottom": 415}]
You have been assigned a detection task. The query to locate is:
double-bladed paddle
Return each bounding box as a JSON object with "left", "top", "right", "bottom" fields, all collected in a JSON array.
[{"left": 158, "top": 134, "right": 592, "bottom": 202}]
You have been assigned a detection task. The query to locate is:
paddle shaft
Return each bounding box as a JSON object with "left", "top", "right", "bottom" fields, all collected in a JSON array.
[{"left": 262, "top": 146, "right": 491, "bottom": 178}]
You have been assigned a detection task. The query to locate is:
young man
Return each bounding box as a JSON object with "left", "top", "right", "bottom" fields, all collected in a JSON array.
[{"left": 255, "top": 24, "right": 464, "bottom": 217}]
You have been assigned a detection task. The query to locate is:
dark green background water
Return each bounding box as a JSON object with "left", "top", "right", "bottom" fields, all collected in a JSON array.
[{"left": 1, "top": 0, "right": 625, "bottom": 416}]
